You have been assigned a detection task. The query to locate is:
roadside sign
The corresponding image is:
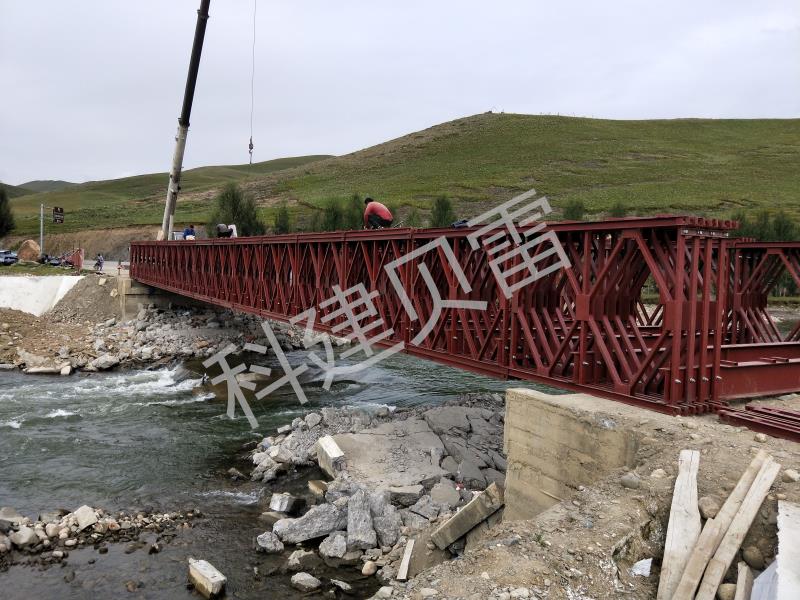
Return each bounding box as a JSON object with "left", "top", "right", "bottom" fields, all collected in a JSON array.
[{"left": 53, "top": 207, "right": 64, "bottom": 224}]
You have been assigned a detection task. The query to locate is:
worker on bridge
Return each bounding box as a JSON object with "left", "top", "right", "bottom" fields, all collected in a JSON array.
[{"left": 363, "top": 197, "right": 393, "bottom": 229}]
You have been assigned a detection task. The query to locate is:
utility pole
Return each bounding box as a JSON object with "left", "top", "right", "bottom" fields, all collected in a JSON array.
[
  {"left": 158, "top": 0, "right": 211, "bottom": 241},
  {"left": 39, "top": 203, "right": 44, "bottom": 256}
]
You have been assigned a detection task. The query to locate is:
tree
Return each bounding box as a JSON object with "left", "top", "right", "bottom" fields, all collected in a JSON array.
[
  {"left": 273, "top": 202, "right": 291, "bottom": 234},
  {"left": 343, "top": 194, "right": 364, "bottom": 230},
  {"left": 562, "top": 199, "right": 586, "bottom": 221},
  {"left": 771, "top": 209, "right": 797, "bottom": 241},
  {"left": 208, "top": 183, "right": 265, "bottom": 236},
  {"left": 608, "top": 201, "right": 628, "bottom": 218},
  {"left": 429, "top": 196, "right": 455, "bottom": 228},
  {"left": 0, "top": 187, "right": 14, "bottom": 238}
]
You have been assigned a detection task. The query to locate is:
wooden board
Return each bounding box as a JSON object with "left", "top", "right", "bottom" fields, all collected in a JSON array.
[
  {"left": 673, "top": 450, "right": 768, "bottom": 599},
  {"left": 695, "top": 457, "right": 781, "bottom": 600},
  {"left": 657, "top": 449, "right": 701, "bottom": 600},
  {"left": 734, "top": 561, "right": 754, "bottom": 600},
  {"left": 396, "top": 538, "right": 415, "bottom": 581}
]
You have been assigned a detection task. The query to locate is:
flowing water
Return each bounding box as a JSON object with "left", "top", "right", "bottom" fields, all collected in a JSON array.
[{"left": 0, "top": 349, "right": 545, "bottom": 599}]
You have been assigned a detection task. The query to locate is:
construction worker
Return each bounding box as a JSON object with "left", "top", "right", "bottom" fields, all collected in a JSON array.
[
  {"left": 363, "top": 197, "right": 393, "bottom": 229},
  {"left": 183, "top": 224, "right": 196, "bottom": 240}
]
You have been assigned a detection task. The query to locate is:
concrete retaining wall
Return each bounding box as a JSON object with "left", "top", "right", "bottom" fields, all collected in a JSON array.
[
  {"left": 503, "top": 388, "right": 640, "bottom": 521},
  {"left": 0, "top": 276, "right": 83, "bottom": 316}
]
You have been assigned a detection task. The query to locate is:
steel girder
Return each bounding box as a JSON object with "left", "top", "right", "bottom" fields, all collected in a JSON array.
[{"left": 129, "top": 216, "right": 800, "bottom": 418}]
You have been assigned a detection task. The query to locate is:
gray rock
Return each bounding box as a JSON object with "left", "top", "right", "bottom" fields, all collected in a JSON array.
[
  {"left": 90, "top": 353, "right": 120, "bottom": 371},
  {"left": 325, "top": 478, "right": 364, "bottom": 502},
  {"left": 442, "top": 436, "right": 487, "bottom": 467},
  {"left": 347, "top": 489, "right": 377, "bottom": 550},
  {"left": 277, "top": 424, "right": 292, "bottom": 435},
  {"left": 489, "top": 450, "right": 507, "bottom": 472},
  {"left": 319, "top": 531, "right": 347, "bottom": 560},
  {"left": 409, "top": 495, "right": 440, "bottom": 521},
  {"left": 269, "top": 492, "right": 303, "bottom": 514},
  {"left": 457, "top": 460, "right": 486, "bottom": 489},
  {"left": 368, "top": 489, "right": 392, "bottom": 517},
  {"left": 273, "top": 503, "right": 347, "bottom": 544},
  {"left": 287, "top": 549, "right": 322, "bottom": 571},
  {"left": 430, "top": 479, "right": 461, "bottom": 508},
  {"left": 423, "top": 407, "right": 471, "bottom": 435},
  {"left": 10, "top": 526, "right": 37, "bottom": 547},
  {"left": 331, "top": 579, "right": 353, "bottom": 593},
  {"left": 620, "top": 472, "right": 641, "bottom": 490},
  {"left": 305, "top": 412, "right": 322, "bottom": 429},
  {"left": 440, "top": 456, "right": 459, "bottom": 476},
  {"left": 372, "top": 506, "right": 402, "bottom": 547},
  {"left": 698, "top": 496, "right": 721, "bottom": 519},
  {"left": 372, "top": 586, "right": 394, "bottom": 599},
  {"left": 73, "top": 505, "right": 98, "bottom": 531},
  {"left": 388, "top": 484, "right": 423, "bottom": 507},
  {"left": 481, "top": 468, "right": 505, "bottom": 488},
  {"left": 255, "top": 531, "right": 284, "bottom": 554},
  {"left": 290, "top": 572, "right": 321, "bottom": 592},
  {"left": 401, "top": 509, "right": 431, "bottom": 531}
]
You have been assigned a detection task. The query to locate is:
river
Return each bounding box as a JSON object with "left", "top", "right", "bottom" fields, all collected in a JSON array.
[{"left": 0, "top": 349, "right": 541, "bottom": 599}]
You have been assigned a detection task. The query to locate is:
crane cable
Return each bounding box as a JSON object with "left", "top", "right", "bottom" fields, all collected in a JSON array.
[{"left": 248, "top": 0, "right": 257, "bottom": 165}]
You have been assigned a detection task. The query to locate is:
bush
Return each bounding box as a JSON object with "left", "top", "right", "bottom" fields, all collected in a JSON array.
[
  {"left": 273, "top": 202, "right": 291, "bottom": 234},
  {"left": 562, "top": 199, "right": 586, "bottom": 221},
  {"left": 732, "top": 208, "right": 799, "bottom": 241},
  {"left": 0, "top": 187, "right": 14, "bottom": 238},
  {"left": 207, "top": 184, "right": 265, "bottom": 236},
  {"left": 429, "top": 196, "right": 455, "bottom": 228},
  {"left": 608, "top": 201, "right": 628, "bottom": 218}
]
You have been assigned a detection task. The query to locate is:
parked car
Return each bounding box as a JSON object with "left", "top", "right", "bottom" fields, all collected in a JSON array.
[{"left": 0, "top": 250, "right": 18, "bottom": 265}]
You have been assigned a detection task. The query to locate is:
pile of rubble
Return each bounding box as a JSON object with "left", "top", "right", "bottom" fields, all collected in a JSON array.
[
  {"left": 240, "top": 397, "right": 508, "bottom": 597},
  {"left": 0, "top": 504, "right": 199, "bottom": 565}
]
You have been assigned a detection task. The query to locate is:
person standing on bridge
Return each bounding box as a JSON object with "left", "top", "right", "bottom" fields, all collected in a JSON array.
[
  {"left": 363, "top": 197, "right": 393, "bottom": 229},
  {"left": 183, "top": 224, "right": 196, "bottom": 240}
]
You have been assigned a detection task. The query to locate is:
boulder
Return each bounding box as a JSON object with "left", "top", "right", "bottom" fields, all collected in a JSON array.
[
  {"left": 316, "top": 435, "right": 346, "bottom": 477},
  {"left": 457, "top": 460, "right": 486, "bottom": 489},
  {"left": 73, "top": 505, "right": 98, "bottom": 531},
  {"left": 255, "top": 531, "right": 283, "bottom": 554},
  {"left": 481, "top": 468, "right": 506, "bottom": 488},
  {"left": 269, "top": 493, "right": 304, "bottom": 514},
  {"left": 90, "top": 354, "right": 120, "bottom": 371},
  {"left": 430, "top": 480, "right": 461, "bottom": 508},
  {"left": 409, "top": 495, "right": 441, "bottom": 521},
  {"left": 10, "top": 526, "right": 37, "bottom": 547},
  {"left": 389, "top": 484, "right": 424, "bottom": 507},
  {"left": 440, "top": 456, "right": 459, "bottom": 477},
  {"left": 273, "top": 503, "right": 347, "bottom": 544},
  {"left": 290, "top": 572, "right": 321, "bottom": 592},
  {"left": 373, "top": 506, "right": 402, "bottom": 547},
  {"left": 287, "top": 549, "right": 322, "bottom": 571},
  {"left": 325, "top": 478, "right": 363, "bottom": 502},
  {"left": 305, "top": 412, "right": 322, "bottom": 429},
  {"left": 423, "top": 407, "right": 471, "bottom": 435},
  {"left": 319, "top": 531, "right": 347, "bottom": 560},
  {"left": 0, "top": 507, "right": 24, "bottom": 525},
  {"left": 347, "top": 489, "right": 377, "bottom": 550},
  {"left": 17, "top": 240, "right": 41, "bottom": 262}
]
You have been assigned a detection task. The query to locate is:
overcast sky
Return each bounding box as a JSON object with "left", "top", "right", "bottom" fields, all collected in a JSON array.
[{"left": 1, "top": 0, "right": 798, "bottom": 185}]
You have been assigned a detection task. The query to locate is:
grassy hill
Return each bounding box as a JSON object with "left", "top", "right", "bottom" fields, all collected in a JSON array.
[
  {"left": 9, "top": 155, "right": 331, "bottom": 235},
  {"left": 7, "top": 113, "right": 800, "bottom": 235},
  {"left": 18, "top": 180, "right": 77, "bottom": 193},
  {"left": 1, "top": 182, "right": 34, "bottom": 199}
]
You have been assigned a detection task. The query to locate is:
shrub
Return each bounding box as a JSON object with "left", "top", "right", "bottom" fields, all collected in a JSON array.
[
  {"left": 562, "top": 199, "right": 586, "bottom": 221},
  {"left": 405, "top": 207, "right": 423, "bottom": 228},
  {"left": 273, "top": 202, "right": 291, "bottom": 234},
  {"left": 207, "top": 183, "right": 265, "bottom": 236},
  {"left": 429, "top": 196, "right": 455, "bottom": 228},
  {"left": 608, "top": 201, "right": 628, "bottom": 218}
]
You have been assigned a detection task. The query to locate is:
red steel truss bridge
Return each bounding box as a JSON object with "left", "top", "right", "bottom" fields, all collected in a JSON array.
[{"left": 129, "top": 216, "right": 800, "bottom": 441}]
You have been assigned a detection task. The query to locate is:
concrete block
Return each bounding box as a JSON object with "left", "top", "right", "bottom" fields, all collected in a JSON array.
[
  {"left": 188, "top": 558, "right": 227, "bottom": 598},
  {"left": 316, "top": 435, "right": 345, "bottom": 477},
  {"left": 430, "top": 483, "right": 505, "bottom": 550}
]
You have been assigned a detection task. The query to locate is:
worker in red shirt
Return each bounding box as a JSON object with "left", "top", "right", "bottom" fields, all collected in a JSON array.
[{"left": 363, "top": 197, "right": 394, "bottom": 229}]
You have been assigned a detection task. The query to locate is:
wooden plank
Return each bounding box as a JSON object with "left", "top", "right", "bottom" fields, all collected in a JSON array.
[
  {"left": 777, "top": 500, "right": 800, "bottom": 600},
  {"left": 396, "top": 539, "right": 415, "bottom": 581},
  {"left": 657, "top": 449, "right": 701, "bottom": 600},
  {"left": 673, "top": 450, "right": 768, "bottom": 600},
  {"left": 734, "top": 561, "right": 754, "bottom": 600},
  {"left": 695, "top": 457, "right": 781, "bottom": 600}
]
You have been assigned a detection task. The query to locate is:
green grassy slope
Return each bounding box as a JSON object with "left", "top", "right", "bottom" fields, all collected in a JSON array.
[
  {"left": 18, "top": 180, "right": 77, "bottom": 193},
  {"left": 1, "top": 182, "right": 34, "bottom": 199},
  {"left": 8, "top": 113, "right": 799, "bottom": 234},
  {"left": 270, "top": 114, "right": 800, "bottom": 224},
  {"left": 9, "top": 155, "right": 331, "bottom": 235}
]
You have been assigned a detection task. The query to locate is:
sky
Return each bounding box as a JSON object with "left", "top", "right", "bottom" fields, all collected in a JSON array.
[{"left": 1, "top": 0, "right": 798, "bottom": 185}]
